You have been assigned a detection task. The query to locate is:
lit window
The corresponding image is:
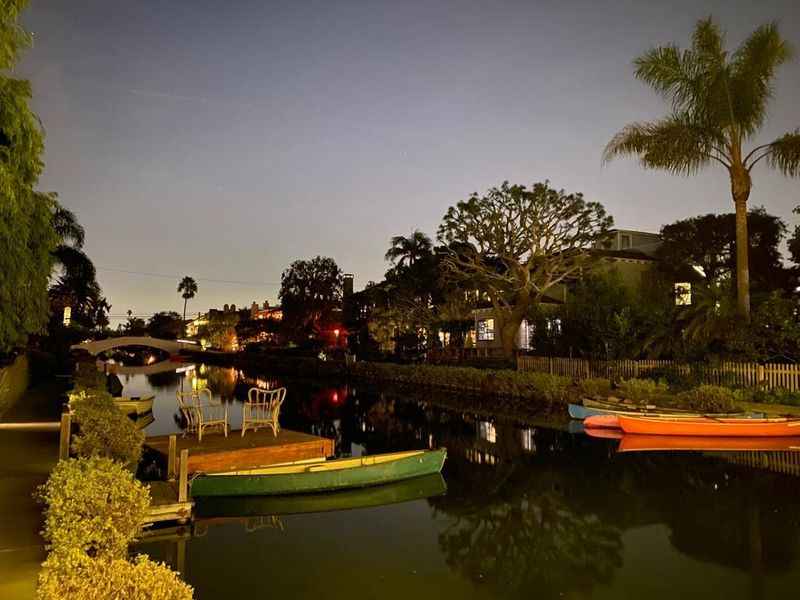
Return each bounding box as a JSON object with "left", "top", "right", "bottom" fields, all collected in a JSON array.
[
  {"left": 521, "top": 428, "right": 536, "bottom": 452},
  {"left": 478, "top": 421, "right": 497, "bottom": 443},
  {"left": 675, "top": 282, "right": 692, "bottom": 306},
  {"left": 477, "top": 318, "right": 495, "bottom": 341}
]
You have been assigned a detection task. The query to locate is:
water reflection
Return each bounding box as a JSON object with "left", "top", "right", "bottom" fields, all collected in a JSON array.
[{"left": 109, "top": 363, "right": 800, "bottom": 599}]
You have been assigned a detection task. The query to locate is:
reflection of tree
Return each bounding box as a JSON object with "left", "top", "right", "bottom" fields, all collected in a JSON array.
[
  {"left": 431, "top": 461, "right": 623, "bottom": 598},
  {"left": 145, "top": 370, "right": 180, "bottom": 390}
]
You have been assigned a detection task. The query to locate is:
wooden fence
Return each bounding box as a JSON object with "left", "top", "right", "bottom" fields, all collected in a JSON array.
[{"left": 517, "top": 355, "right": 800, "bottom": 391}]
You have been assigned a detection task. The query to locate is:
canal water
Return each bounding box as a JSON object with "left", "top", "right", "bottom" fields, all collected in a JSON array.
[{"left": 3, "top": 362, "right": 800, "bottom": 599}]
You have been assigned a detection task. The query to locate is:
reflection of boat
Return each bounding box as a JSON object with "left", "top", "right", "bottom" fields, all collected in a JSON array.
[
  {"left": 191, "top": 448, "right": 448, "bottom": 497},
  {"left": 584, "top": 427, "right": 624, "bottom": 440},
  {"left": 618, "top": 415, "right": 800, "bottom": 437},
  {"left": 195, "top": 473, "right": 447, "bottom": 517},
  {"left": 113, "top": 395, "right": 155, "bottom": 416},
  {"left": 618, "top": 434, "right": 800, "bottom": 452}
]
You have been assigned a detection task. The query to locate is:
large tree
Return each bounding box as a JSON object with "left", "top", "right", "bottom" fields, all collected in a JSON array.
[
  {"left": 279, "top": 256, "right": 343, "bottom": 342},
  {"left": 0, "top": 0, "right": 59, "bottom": 353},
  {"left": 604, "top": 17, "right": 800, "bottom": 320},
  {"left": 438, "top": 181, "right": 612, "bottom": 357},
  {"left": 657, "top": 208, "right": 793, "bottom": 293},
  {"left": 384, "top": 230, "right": 433, "bottom": 268}
]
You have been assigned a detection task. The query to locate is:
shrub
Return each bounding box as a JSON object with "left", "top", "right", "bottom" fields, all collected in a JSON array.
[
  {"left": 676, "top": 385, "right": 741, "bottom": 413},
  {"left": 38, "top": 552, "right": 193, "bottom": 600},
  {"left": 37, "top": 456, "right": 150, "bottom": 559},
  {"left": 747, "top": 387, "right": 800, "bottom": 406},
  {"left": 70, "top": 390, "right": 144, "bottom": 468},
  {"left": 578, "top": 378, "right": 612, "bottom": 398},
  {"left": 616, "top": 378, "right": 669, "bottom": 403}
]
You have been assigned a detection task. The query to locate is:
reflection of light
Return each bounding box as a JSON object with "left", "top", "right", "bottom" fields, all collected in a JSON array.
[
  {"left": 176, "top": 339, "right": 199, "bottom": 345},
  {"left": 331, "top": 391, "right": 339, "bottom": 404},
  {"left": 175, "top": 364, "right": 195, "bottom": 374},
  {"left": 146, "top": 355, "right": 156, "bottom": 365},
  {"left": 478, "top": 421, "right": 497, "bottom": 443}
]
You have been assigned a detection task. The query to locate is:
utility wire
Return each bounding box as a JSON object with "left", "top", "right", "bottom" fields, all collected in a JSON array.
[{"left": 97, "top": 266, "right": 281, "bottom": 287}]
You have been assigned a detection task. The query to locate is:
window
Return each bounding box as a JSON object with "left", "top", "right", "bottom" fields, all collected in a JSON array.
[
  {"left": 675, "top": 282, "right": 692, "bottom": 306},
  {"left": 477, "top": 318, "right": 495, "bottom": 341},
  {"left": 620, "top": 234, "right": 632, "bottom": 249},
  {"left": 478, "top": 421, "right": 497, "bottom": 443}
]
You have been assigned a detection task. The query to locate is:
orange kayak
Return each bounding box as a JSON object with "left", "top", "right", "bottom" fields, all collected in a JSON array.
[
  {"left": 618, "top": 434, "right": 800, "bottom": 452},
  {"left": 584, "top": 415, "right": 620, "bottom": 429},
  {"left": 617, "top": 415, "right": 800, "bottom": 437},
  {"left": 585, "top": 426, "right": 624, "bottom": 440}
]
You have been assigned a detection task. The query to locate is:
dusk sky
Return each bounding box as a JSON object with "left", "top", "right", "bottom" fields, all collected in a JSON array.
[{"left": 19, "top": 0, "right": 800, "bottom": 323}]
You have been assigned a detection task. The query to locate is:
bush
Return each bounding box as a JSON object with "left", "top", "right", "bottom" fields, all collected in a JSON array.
[
  {"left": 37, "top": 456, "right": 150, "bottom": 559},
  {"left": 578, "top": 378, "right": 612, "bottom": 398},
  {"left": 676, "top": 385, "right": 741, "bottom": 413},
  {"left": 747, "top": 387, "right": 800, "bottom": 406},
  {"left": 615, "top": 378, "right": 669, "bottom": 403},
  {"left": 38, "top": 552, "right": 193, "bottom": 600},
  {"left": 70, "top": 390, "right": 144, "bottom": 468}
]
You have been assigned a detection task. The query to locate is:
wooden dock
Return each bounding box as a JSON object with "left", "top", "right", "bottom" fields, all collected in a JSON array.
[{"left": 145, "top": 428, "right": 335, "bottom": 475}]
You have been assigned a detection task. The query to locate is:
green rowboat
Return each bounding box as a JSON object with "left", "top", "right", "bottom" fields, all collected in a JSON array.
[
  {"left": 195, "top": 473, "right": 447, "bottom": 516},
  {"left": 190, "top": 448, "right": 447, "bottom": 497}
]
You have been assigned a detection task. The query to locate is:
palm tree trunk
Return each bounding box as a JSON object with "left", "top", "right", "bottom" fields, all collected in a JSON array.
[
  {"left": 182, "top": 297, "right": 188, "bottom": 336},
  {"left": 731, "top": 166, "right": 752, "bottom": 321}
]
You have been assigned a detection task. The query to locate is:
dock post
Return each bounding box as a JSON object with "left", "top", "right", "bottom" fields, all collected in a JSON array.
[
  {"left": 178, "top": 449, "right": 189, "bottom": 503},
  {"left": 167, "top": 435, "right": 177, "bottom": 480},
  {"left": 58, "top": 412, "right": 71, "bottom": 461}
]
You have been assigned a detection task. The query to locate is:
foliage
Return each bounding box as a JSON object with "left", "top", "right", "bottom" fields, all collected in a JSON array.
[
  {"left": 748, "top": 387, "right": 800, "bottom": 407},
  {"left": 197, "top": 311, "right": 239, "bottom": 351},
  {"left": 658, "top": 208, "right": 793, "bottom": 292},
  {"left": 349, "top": 361, "right": 575, "bottom": 404},
  {"left": 675, "top": 385, "right": 741, "bottom": 413},
  {"left": 556, "top": 272, "right": 645, "bottom": 359},
  {"left": 37, "top": 456, "right": 149, "bottom": 559},
  {"left": 147, "top": 311, "right": 183, "bottom": 340},
  {"left": 578, "top": 378, "right": 612, "bottom": 398},
  {"left": 605, "top": 17, "right": 800, "bottom": 318},
  {"left": 279, "top": 256, "right": 343, "bottom": 342},
  {"left": 438, "top": 181, "right": 612, "bottom": 356},
  {"left": 177, "top": 276, "right": 197, "bottom": 331},
  {"left": 69, "top": 389, "right": 144, "bottom": 468},
  {"left": 384, "top": 230, "right": 433, "bottom": 268},
  {"left": 38, "top": 552, "right": 193, "bottom": 600},
  {"left": 0, "top": 0, "right": 59, "bottom": 353},
  {"left": 615, "top": 378, "right": 669, "bottom": 403},
  {"left": 122, "top": 315, "right": 147, "bottom": 336}
]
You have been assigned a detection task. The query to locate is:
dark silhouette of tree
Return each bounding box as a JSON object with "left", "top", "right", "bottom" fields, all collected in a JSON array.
[
  {"left": 605, "top": 17, "right": 800, "bottom": 320},
  {"left": 279, "top": 256, "right": 342, "bottom": 343},
  {"left": 177, "top": 276, "right": 198, "bottom": 333},
  {"left": 384, "top": 230, "right": 433, "bottom": 268}
]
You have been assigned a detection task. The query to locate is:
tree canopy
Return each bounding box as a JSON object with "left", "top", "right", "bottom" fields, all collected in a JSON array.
[
  {"left": 604, "top": 17, "right": 800, "bottom": 319},
  {"left": 279, "top": 256, "right": 343, "bottom": 342},
  {"left": 0, "top": 0, "right": 59, "bottom": 353},
  {"left": 438, "top": 181, "right": 612, "bottom": 356},
  {"left": 657, "top": 208, "right": 794, "bottom": 293}
]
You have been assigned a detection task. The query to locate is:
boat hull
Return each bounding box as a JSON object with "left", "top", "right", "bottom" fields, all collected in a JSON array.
[
  {"left": 584, "top": 415, "right": 621, "bottom": 429},
  {"left": 113, "top": 395, "right": 154, "bottom": 415},
  {"left": 191, "top": 448, "right": 448, "bottom": 497},
  {"left": 618, "top": 416, "right": 800, "bottom": 437}
]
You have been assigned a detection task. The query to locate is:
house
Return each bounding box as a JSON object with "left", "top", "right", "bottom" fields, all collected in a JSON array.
[{"left": 472, "top": 228, "right": 683, "bottom": 352}]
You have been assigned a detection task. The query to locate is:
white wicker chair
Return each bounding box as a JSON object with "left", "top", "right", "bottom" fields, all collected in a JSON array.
[
  {"left": 176, "top": 388, "right": 228, "bottom": 441},
  {"left": 242, "top": 387, "right": 286, "bottom": 437}
]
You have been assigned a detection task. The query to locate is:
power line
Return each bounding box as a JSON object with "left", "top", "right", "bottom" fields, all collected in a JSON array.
[{"left": 97, "top": 266, "right": 281, "bottom": 287}]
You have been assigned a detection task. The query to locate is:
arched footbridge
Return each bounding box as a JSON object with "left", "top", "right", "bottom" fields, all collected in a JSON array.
[{"left": 71, "top": 336, "right": 199, "bottom": 356}]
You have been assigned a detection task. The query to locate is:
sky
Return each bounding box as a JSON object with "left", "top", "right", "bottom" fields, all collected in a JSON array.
[{"left": 17, "top": 0, "right": 800, "bottom": 323}]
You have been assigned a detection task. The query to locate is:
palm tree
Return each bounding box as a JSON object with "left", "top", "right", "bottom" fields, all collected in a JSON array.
[
  {"left": 604, "top": 18, "right": 800, "bottom": 320},
  {"left": 384, "top": 230, "right": 433, "bottom": 267},
  {"left": 177, "top": 276, "right": 198, "bottom": 334}
]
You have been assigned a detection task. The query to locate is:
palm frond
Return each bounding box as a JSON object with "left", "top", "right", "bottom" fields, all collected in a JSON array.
[
  {"left": 765, "top": 130, "right": 800, "bottom": 177},
  {"left": 691, "top": 17, "right": 725, "bottom": 66},
  {"left": 634, "top": 45, "right": 699, "bottom": 111},
  {"left": 730, "top": 22, "right": 794, "bottom": 137},
  {"left": 51, "top": 205, "right": 85, "bottom": 248},
  {"left": 603, "top": 115, "right": 726, "bottom": 173}
]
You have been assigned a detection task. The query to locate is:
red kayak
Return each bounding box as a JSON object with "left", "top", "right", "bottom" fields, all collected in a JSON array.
[
  {"left": 617, "top": 415, "right": 800, "bottom": 437},
  {"left": 618, "top": 434, "right": 800, "bottom": 452},
  {"left": 584, "top": 415, "right": 620, "bottom": 430}
]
